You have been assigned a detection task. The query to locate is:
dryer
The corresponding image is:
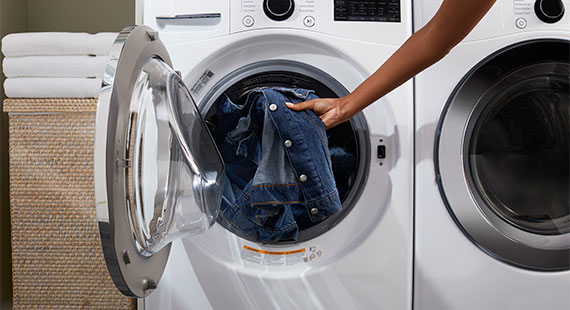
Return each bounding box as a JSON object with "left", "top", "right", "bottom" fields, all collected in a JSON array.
[
  {"left": 95, "top": 0, "right": 414, "bottom": 309},
  {"left": 414, "top": 0, "right": 570, "bottom": 309}
]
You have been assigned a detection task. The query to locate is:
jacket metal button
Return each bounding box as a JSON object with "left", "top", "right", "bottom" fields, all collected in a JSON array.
[
  {"left": 310, "top": 208, "right": 319, "bottom": 215},
  {"left": 299, "top": 174, "right": 308, "bottom": 182},
  {"left": 269, "top": 103, "right": 278, "bottom": 111},
  {"left": 284, "top": 140, "right": 292, "bottom": 148}
]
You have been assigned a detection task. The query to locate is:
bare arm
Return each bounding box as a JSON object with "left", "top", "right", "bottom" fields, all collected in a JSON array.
[{"left": 287, "top": 0, "right": 497, "bottom": 129}]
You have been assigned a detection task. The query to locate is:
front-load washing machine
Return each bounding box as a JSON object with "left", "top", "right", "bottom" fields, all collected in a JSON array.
[
  {"left": 95, "top": 0, "right": 414, "bottom": 309},
  {"left": 414, "top": 0, "right": 570, "bottom": 309}
]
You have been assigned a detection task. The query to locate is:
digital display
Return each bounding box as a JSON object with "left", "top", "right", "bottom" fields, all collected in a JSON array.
[{"left": 334, "top": 0, "right": 401, "bottom": 22}]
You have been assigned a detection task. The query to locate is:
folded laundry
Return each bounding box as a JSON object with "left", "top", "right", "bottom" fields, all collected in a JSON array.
[
  {"left": 1, "top": 32, "right": 116, "bottom": 57},
  {"left": 215, "top": 87, "right": 342, "bottom": 242},
  {"left": 4, "top": 77, "right": 102, "bottom": 98},
  {"left": 3, "top": 55, "right": 108, "bottom": 78}
]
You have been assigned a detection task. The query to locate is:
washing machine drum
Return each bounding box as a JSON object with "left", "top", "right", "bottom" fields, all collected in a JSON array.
[
  {"left": 94, "top": 26, "right": 369, "bottom": 297},
  {"left": 201, "top": 68, "right": 369, "bottom": 244}
]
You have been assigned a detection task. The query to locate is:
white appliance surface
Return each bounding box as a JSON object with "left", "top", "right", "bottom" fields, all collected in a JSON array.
[
  {"left": 414, "top": 0, "right": 570, "bottom": 309},
  {"left": 139, "top": 0, "right": 415, "bottom": 309}
]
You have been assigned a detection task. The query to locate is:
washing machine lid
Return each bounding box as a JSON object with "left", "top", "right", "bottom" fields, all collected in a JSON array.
[{"left": 94, "top": 26, "right": 225, "bottom": 297}]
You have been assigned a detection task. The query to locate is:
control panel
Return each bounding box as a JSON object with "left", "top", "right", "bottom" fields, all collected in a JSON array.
[
  {"left": 511, "top": 0, "right": 568, "bottom": 31},
  {"left": 415, "top": 0, "right": 568, "bottom": 43},
  {"left": 146, "top": 0, "right": 411, "bottom": 46},
  {"left": 334, "top": 0, "right": 401, "bottom": 22},
  {"left": 230, "top": 0, "right": 410, "bottom": 45}
]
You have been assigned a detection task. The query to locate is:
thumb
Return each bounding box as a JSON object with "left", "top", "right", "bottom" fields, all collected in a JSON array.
[{"left": 286, "top": 99, "right": 315, "bottom": 111}]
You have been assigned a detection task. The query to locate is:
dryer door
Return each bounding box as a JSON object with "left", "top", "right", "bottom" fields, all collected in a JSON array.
[
  {"left": 94, "top": 26, "right": 225, "bottom": 297},
  {"left": 436, "top": 39, "right": 569, "bottom": 271}
]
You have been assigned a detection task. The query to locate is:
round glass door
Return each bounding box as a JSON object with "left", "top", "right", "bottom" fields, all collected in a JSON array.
[
  {"left": 94, "top": 26, "right": 224, "bottom": 297},
  {"left": 436, "top": 39, "right": 570, "bottom": 271}
]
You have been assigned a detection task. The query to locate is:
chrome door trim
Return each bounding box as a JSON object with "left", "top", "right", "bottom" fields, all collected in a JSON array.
[
  {"left": 95, "top": 25, "right": 172, "bottom": 297},
  {"left": 434, "top": 39, "right": 570, "bottom": 271}
]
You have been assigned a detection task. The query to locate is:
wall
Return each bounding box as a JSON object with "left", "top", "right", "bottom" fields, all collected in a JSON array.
[
  {"left": 27, "top": 0, "right": 135, "bottom": 33},
  {"left": 0, "top": 0, "right": 134, "bottom": 307}
]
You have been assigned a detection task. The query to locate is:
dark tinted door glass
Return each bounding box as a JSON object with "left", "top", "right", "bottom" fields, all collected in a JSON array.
[{"left": 469, "top": 70, "right": 569, "bottom": 235}]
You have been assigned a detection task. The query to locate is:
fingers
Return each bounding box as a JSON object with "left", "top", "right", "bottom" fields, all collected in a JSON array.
[
  {"left": 286, "top": 99, "right": 315, "bottom": 111},
  {"left": 321, "top": 118, "right": 343, "bottom": 130},
  {"left": 321, "top": 121, "right": 331, "bottom": 131},
  {"left": 319, "top": 110, "right": 344, "bottom": 130},
  {"left": 286, "top": 98, "right": 341, "bottom": 129},
  {"left": 319, "top": 115, "right": 333, "bottom": 130}
]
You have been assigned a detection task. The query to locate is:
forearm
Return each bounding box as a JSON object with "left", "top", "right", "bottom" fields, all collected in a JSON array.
[{"left": 340, "top": 0, "right": 496, "bottom": 116}]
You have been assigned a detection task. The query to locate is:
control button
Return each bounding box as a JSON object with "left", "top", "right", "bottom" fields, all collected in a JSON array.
[
  {"left": 303, "top": 16, "right": 315, "bottom": 27},
  {"left": 299, "top": 174, "right": 308, "bottom": 182},
  {"left": 264, "top": 0, "right": 295, "bottom": 21},
  {"left": 534, "top": 0, "right": 565, "bottom": 23},
  {"left": 310, "top": 208, "right": 319, "bottom": 215},
  {"left": 269, "top": 104, "right": 278, "bottom": 111},
  {"left": 243, "top": 15, "right": 255, "bottom": 27},
  {"left": 515, "top": 17, "right": 528, "bottom": 29},
  {"left": 284, "top": 140, "right": 293, "bottom": 148}
]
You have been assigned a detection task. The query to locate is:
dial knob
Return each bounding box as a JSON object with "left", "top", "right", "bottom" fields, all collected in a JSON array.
[
  {"left": 534, "top": 0, "right": 565, "bottom": 23},
  {"left": 263, "top": 0, "right": 295, "bottom": 21}
]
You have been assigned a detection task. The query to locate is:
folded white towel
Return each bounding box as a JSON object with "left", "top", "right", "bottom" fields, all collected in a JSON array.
[
  {"left": 4, "top": 77, "right": 102, "bottom": 98},
  {"left": 2, "top": 32, "right": 117, "bottom": 57},
  {"left": 3, "top": 55, "right": 108, "bottom": 78}
]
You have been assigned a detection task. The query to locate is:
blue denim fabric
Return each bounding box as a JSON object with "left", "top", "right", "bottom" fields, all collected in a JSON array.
[
  {"left": 329, "top": 146, "right": 357, "bottom": 200},
  {"left": 216, "top": 87, "right": 341, "bottom": 242}
]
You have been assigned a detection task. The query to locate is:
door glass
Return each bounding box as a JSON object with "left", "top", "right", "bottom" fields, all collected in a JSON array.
[
  {"left": 129, "top": 56, "right": 224, "bottom": 256},
  {"left": 469, "top": 71, "right": 570, "bottom": 235}
]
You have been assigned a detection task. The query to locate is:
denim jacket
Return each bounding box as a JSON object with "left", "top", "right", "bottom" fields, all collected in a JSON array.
[{"left": 215, "top": 87, "right": 341, "bottom": 242}]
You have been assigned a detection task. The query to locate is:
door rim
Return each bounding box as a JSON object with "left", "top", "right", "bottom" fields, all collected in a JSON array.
[
  {"left": 434, "top": 39, "right": 570, "bottom": 271},
  {"left": 198, "top": 60, "right": 372, "bottom": 244},
  {"left": 95, "top": 25, "right": 173, "bottom": 297}
]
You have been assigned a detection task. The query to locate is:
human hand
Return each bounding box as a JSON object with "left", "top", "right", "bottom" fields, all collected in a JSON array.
[{"left": 286, "top": 97, "right": 352, "bottom": 130}]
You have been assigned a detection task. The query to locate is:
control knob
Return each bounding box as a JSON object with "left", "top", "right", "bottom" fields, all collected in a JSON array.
[
  {"left": 534, "top": 0, "right": 565, "bottom": 23},
  {"left": 263, "top": 0, "right": 295, "bottom": 21}
]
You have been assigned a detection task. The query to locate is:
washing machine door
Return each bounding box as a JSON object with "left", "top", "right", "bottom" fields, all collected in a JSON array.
[
  {"left": 436, "top": 39, "right": 569, "bottom": 271},
  {"left": 94, "top": 25, "right": 225, "bottom": 297}
]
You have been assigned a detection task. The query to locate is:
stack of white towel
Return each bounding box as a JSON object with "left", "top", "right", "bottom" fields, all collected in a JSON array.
[{"left": 2, "top": 32, "right": 117, "bottom": 98}]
